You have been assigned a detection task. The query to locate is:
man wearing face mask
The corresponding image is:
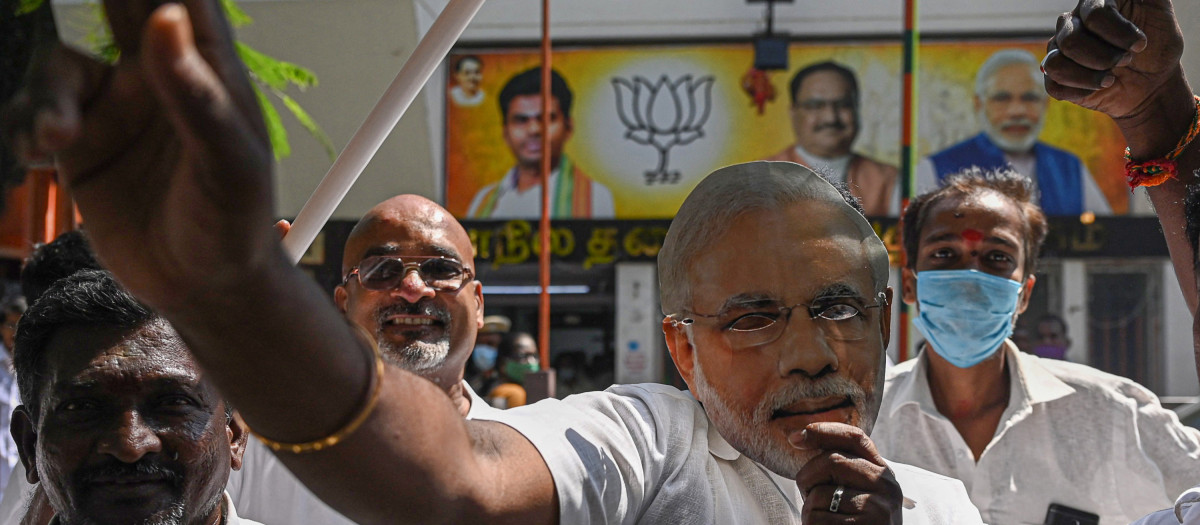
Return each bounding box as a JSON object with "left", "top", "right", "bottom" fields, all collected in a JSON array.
[
  {"left": 467, "top": 315, "right": 509, "bottom": 393},
  {"left": 871, "top": 169, "right": 1200, "bottom": 525},
  {"left": 1031, "top": 314, "right": 1071, "bottom": 360},
  {"left": 486, "top": 332, "right": 540, "bottom": 408}
]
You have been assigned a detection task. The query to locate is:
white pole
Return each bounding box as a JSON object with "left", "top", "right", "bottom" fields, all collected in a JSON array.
[{"left": 282, "top": 0, "right": 486, "bottom": 263}]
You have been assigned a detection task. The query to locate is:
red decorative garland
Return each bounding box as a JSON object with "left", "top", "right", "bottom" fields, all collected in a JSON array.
[{"left": 1125, "top": 94, "right": 1200, "bottom": 189}]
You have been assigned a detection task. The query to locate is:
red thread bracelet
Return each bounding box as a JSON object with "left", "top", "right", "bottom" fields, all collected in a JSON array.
[{"left": 1125, "top": 94, "right": 1200, "bottom": 189}]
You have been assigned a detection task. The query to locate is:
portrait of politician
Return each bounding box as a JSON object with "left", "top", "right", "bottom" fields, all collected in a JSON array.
[
  {"left": 449, "top": 55, "right": 485, "bottom": 108},
  {"left": 916, "top": 49, "right": 1112, "bottom": 215},
  {"left": 466, "top": 67, "right": 614, "bottom": 219},
  {"left": 765, "top": 61, "right": 899, "bottom": 216}
]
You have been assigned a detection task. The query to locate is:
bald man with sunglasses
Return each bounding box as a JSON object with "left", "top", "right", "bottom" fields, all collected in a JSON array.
[
  {"left": 227, "top": 195, "right": 501, "bottom": 522},
  {"left": 334, "top": 194, "right": 491, "bottom": 411}
]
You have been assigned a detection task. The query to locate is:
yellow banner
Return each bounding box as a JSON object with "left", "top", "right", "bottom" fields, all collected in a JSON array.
[{"left": 444, "top": 40, "right": 1126, "bottom": 218}]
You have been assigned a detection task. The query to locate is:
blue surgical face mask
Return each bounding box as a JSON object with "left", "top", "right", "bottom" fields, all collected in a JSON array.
[
  {"left": 912, "top": 269, "right": 1023, "bottom": 368},
  {"left": 472, "top": 344, "right": 498, "bottom": 370}
]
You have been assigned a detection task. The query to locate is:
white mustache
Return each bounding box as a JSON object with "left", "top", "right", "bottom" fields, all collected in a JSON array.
[
  {"left": 998, "top": 118, "right": 1037, "bottom": 129},
  {"left": 766, "top": 376, "right": 867, "bottom": 414}
]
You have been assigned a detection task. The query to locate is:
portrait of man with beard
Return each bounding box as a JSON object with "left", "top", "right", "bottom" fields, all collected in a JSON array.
[
  {"left": 915, "top": 49, "right": 1112, "bottom": 216},
  {"left": 335, "top": 195, "right": 484, "bottom": 393}
]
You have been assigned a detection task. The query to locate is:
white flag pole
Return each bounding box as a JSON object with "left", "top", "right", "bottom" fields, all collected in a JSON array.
[{"left": 282, "top": 0, "right": 486, "bottom": 263}]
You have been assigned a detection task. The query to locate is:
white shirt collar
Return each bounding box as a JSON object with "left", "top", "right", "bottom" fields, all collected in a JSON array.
[
  {"left": 463, "top": 380, "right": 503, "bottom": 420},
  {"left": 677, "top": 390, "right": 741, "bottom": 461},
  {"left": 705, "top": 412, "right": 742, "bottom": 461},
  {"left": 793, "top": 145, "right": 852, "bottom": 178},
  {"left": 501, "top": 166, "right": 562, "bottom": 193},
  {"left": 887, "top": 341, "right": 1076, "bottom": 420}
]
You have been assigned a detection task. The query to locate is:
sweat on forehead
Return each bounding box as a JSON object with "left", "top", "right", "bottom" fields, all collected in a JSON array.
[
  {"left": 658, "top": 161, "right": 889, "bottom": 314},
  {"left": 13, "top": 270, "right": 166, "bottom": 418},
  {"left": 343, "top": 195, "right": 472, "bottom": 269}
]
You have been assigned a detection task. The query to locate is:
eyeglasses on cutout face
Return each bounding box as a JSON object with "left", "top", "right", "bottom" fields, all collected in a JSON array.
[
  {"left": 342, "top": 255, "right": 474, "bottom": 293},
  {"left": 671, "top": 292, "right": 888, "bottom": 349}
]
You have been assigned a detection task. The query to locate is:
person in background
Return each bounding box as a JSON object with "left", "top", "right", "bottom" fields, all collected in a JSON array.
[
  {"left": 449, "top": 55, "right": 485, "bottom": 107},
  {"left": 1032, "top": 313, "right": 1071, "bottom": 360},
  {"left": 467, "top": 314, "right": 510, "bottom": 393},
  {"left": 488, "top": 331, "right": 539, "bottom": 408},
  {"left": 0, "top": 294, "right": 23, "bottom": 495},
  {"left": 552, "top": 350, "right": 594, "bottom": 398}
]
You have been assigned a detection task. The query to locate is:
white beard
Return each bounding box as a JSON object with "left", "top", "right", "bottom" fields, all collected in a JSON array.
[
  {"left": 691, "top": 353, "right": 878, "bottom": 479},
  {"left": 978, "top": 107, "right": 1044, "bottom": 153},
  {"left": 378, "top": 337, "right": 450, "bottom": 374}
]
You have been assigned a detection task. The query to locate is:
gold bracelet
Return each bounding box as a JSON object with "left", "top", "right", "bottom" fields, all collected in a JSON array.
[{"left": 243, "top": 325, "right": 385, "bottom": 454}]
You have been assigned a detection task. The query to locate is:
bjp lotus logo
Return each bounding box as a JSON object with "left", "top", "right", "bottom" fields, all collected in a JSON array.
[{"left": 612, "top": 75, "right": 714, "bottom": 185}]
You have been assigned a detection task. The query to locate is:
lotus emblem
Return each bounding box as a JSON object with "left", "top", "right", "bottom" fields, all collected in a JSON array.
[{"left": 612, "top": 75, "right": 715, "bottom": 185}]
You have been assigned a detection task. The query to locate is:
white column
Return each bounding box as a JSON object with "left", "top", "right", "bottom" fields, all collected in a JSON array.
[
  {"left": 1162, "top": 260, "right": 1199, "bottom": 396},
  {"left": 615, "top": 263, "right": 664, "bottom": 384},
  {"left": 1061, "top": 260, "right": 1089, "bottom": 366}
]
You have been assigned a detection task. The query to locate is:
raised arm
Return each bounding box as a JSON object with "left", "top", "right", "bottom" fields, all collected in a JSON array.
[
  {"left": 0, "top": 2, "right": 555, "bottom": 523},
  {"left": 1043, "top": 0, "right": 1200, "bottom": 313}
]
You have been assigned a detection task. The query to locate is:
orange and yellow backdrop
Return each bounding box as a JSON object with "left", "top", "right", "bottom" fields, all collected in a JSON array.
[{"left": 444, "top": 39, "right": 1127, "bottom": 218}]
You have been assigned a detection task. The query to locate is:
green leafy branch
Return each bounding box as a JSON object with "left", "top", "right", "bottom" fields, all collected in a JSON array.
[
  {"left": 238, "top": 42, "right": 335, "bottom": 160},
  {"left": 16, "top": 0, "right": 333, "bottom": 161}
]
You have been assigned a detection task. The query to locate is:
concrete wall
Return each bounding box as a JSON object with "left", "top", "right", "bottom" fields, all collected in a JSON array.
[
  {"left": 54, "top": 0, "right": 437, "bottom": 220},
  {"left": 1180, "top": 1, "right": 1200, "bottom": 94}
]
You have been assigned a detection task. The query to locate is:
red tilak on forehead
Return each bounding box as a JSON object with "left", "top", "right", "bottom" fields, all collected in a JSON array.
[{"left": 961, "top": 229, "right": 984, "bottom": 242}]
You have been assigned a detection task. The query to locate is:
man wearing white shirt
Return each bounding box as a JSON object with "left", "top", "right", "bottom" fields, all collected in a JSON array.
[
  {"left": 467, "top": 67, "right": 614, "bottom": 219},
  {"left": 228, "top": 194, "right": 504, "bottom": 523},
  {"left": 466, "top": 162, "right": 982, "bottom": 523},
  {"left": 0, "top": 296, "right": 24, "bottom": 496},
  {"left": 10, "top": 271, "right": 264, "bottom": 525},
  {"left": 872, "top": 169, "right": 1200, "bottom": 524}
]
